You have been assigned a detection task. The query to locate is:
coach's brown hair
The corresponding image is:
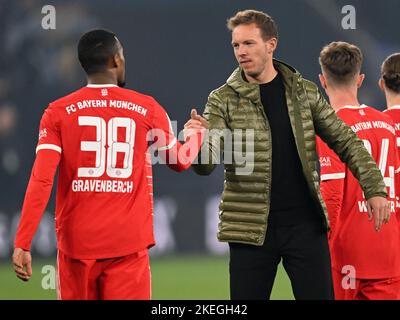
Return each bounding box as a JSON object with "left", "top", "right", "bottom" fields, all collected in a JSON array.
[
  {"left": 227, "top": 9, "right": 278, "bottom": 41},
  {"left": 381, "top": 53, "right": 400, "bottom": 94},
  {"left": 319, "top": 41, "right": 363, "bottom": 87}
]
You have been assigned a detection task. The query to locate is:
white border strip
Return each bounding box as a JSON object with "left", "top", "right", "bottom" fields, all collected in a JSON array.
[
  {"left": 385, "top": 105, "right": 400, "bottom": 111},
  {"left": 86, "top": 84, "right": 118, "bottom": 88},
  {"left": 321, "top": 172, "right": 346, "bottom": 181},
  {"left": 36, "top": 144, "right": 62, "bottom": 154},
  {"left": 157, "top": 138, "right": 177, "bottom": 151},
  {"left": 335, "top": 104, "right": 368, "bottom": 113}
]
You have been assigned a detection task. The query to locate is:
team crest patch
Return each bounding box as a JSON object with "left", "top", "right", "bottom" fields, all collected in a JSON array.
[{"left": 38, "top": 128, "right": 47, "bottom": 140}]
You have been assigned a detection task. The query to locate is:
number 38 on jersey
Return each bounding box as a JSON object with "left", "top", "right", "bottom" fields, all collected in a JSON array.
[{"left": 78, "top": 116, "right": 136, "bottom": 179}]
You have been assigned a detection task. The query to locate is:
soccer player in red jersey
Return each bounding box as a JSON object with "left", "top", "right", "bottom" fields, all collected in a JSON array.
[
  {"left": 380, "top": 53, "right": 400, "bottom": 146},
  {"left": 12, "top": 29, "right": 208, "bottom": 299},
  {"left": 317, "top": 42, "right": 400, "bottom": 299}
]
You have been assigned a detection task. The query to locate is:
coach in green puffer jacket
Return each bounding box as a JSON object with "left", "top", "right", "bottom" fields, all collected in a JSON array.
[
  {"left": 193, "top": 58, "right": 387, "bottom": 245},
  {"left": 191, "top": 9, "right": 389, "bottom": 300}
]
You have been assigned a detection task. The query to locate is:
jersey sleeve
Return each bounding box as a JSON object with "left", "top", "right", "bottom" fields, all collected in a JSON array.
[
  {"left": 150, "top": 101, "right": 177, "bottom": 151},
  {"left": 14, "top": 149, "right": 60, "bottom": 250},
  {"left": 149, "top": 100, "right": 204, "bottom": 172},
  {"left": 36, "top": 106, "right": 62, "bottom": 155},
  {"left": 15, "top": 106, "right": 62, "bottom": 250},
  {"left": 317, "top": 137, "right": 345, "bottom": 236}
]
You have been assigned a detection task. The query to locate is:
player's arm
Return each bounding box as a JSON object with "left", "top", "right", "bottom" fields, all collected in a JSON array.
[
  {"left": 13, "top": 149, "right": 60, "bottom": 281},
  {"left": 149, "top": 101, "right": 207, "bottom": 172},
  {"left": 13, "top": 107, "right": 61, "bottom": 282},
  {"left": 317, "top": 138, "right": 345, "bottom": 239}
]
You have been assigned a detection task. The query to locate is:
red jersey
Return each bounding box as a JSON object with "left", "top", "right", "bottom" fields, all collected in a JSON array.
[
  {"left": 383, "top": 106, "right": 400, "bottom": 150},
  {"left": 15, "top": 84, "right": 203, "bottom": 259},
  {"left": 317, "top": 105, "right": 400, "bottom": 278}
]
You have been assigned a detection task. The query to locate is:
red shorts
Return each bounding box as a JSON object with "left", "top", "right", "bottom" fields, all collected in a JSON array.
[
  {"left": 56, "top": 249, "right": 151, "bottom": 300},
  {"left": 332, "top": 268, "right": 400, "bottom": 300}
]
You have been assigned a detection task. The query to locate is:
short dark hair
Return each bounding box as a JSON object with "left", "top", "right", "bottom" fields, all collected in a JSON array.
[
  {"left": 78, "top": 29, "right": 119, "bottom": 75},
  {"left": 227, "top": 9, "right": 278, "bottom": 41},
  {"left": 381, "top": 53, "right": 400, "bottom": 94},
  {"left": 319, "top": 41, "right": 363, "bottom": 87}
]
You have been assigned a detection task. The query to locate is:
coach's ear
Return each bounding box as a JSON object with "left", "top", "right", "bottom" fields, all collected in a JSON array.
[{"left": 266, "top": 37, "right": 278, "bottom": 54}]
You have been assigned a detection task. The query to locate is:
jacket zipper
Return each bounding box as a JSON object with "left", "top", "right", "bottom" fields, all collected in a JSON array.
[{"left": 256, "top": 87, "right": 272, "bottom": 244}]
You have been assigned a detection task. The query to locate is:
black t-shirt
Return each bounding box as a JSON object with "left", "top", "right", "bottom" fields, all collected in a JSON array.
[{"left": 259, "top": 71, "right": 317, "bottom": 225}]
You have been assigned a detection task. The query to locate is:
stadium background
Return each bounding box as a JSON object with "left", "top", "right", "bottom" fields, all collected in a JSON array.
[{"left": 0, "top": 0, "right": 398, "bottom": 299}]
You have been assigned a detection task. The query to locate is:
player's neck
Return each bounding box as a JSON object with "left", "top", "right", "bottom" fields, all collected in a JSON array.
[
  {"left": 385, "top": 93, "right": 400, "bottom": 109},
  {"left": 328, "top": 89, "right": 360, "bottom": 111},
  {"left": 87, "top": 72, "right": 118, "bottom": 86}
]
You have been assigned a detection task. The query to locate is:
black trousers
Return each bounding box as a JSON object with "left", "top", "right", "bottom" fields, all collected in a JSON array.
[{"left": 229, "top": 219, "right": 334, "bottom": 300}]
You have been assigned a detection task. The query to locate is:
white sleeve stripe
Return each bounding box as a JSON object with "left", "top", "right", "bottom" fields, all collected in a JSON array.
[
  {"left": 157, "top": 138, "right": 177, "bottom": 151},
  {"left": 36, "top": 144, "right": 62, "bottom": 154},
  {"left": 320, "top": 173, "right": 346, "bottom": 181}
]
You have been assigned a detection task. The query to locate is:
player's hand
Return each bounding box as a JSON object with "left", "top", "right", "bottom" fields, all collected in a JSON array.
[
  {"left": 366, "top": 196, "right": 390, "bottom": 232},
  {"left": 12, "top": 248, "right": 32, "bottom": 282},
  {"left": 190, "top": 109, "right": 209, "bottom": 129},
  {"left": 183, "top": 109, "right": 209, "bottom": 140}
]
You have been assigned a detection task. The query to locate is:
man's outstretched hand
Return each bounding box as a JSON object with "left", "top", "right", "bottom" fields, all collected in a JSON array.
[
  {"left": 183, "top": 108, "right": 209, "bottom": 140},
  {"left": 190, "top": 109, "right": 209, "bottom": 128},
  {"left": 12, "top": 248, "right": 32, "bottom": 282},
  {"left": 367, "top": 196, "right": 390, "bottom": 232}
]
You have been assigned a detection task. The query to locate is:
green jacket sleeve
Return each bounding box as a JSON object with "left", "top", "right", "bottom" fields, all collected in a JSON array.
[
  {"left": 310, "top": 85, "right": 387, "bottom": 199},
  {"left": 192, "top": 90, "right": 228, "bottom": 176}
]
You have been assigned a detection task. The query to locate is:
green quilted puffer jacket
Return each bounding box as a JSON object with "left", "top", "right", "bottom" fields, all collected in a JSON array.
[{"left": 192, "top": 59, "right": 387, "bottom": 246}]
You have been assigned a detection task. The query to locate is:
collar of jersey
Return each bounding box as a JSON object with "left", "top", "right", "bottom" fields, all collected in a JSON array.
[
  {"left": 385, "top": 105, "right": 400, "bottom": 111},
  {"left": 335, "top": 104, "right": 367, "bottom": 113},
  {"left": 86, "top": 84, "right": 118, "bottom": 88}
]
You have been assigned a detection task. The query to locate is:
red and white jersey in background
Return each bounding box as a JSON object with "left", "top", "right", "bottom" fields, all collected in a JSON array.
[
  {"left": 383, "top": 106, "right": 400, "bottom": 151},
  {"left": 316, "top": 105, "right": 400, "bottom": 279},
  {"left": 15, "top": 84, "right": 200, "bottom": 259}
]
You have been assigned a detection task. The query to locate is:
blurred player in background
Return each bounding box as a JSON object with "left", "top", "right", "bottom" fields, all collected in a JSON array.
[
  {"left": 380, "top": 53, "right": 400, "bottom": 143},
  {"left": 12, "top": 29, "right": 207, "bottom": 300},
  {"left": 317, "top": 42, "right": 400, "bottom": 300}
]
